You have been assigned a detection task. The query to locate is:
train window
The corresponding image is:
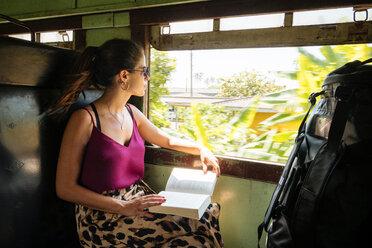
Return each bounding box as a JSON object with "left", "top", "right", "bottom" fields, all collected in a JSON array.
[
  {"left": 8, "top": 30, "right": 73, "bottom": 48},
  {"left": 149, "top": 8, "right": 372, "bottom": 162},
  {"left": 220, "top": 13, "right": 285, "bottom": 31},
  {"left": 150, "top": 44, "right": 372, "bottom": 162},
  {"left": 39, "top": 31, "right": 73, "bottom": 43},
  {"left": 8, "top": 33, "right": 32, "bottom": 41},
  {"left": 293, "top": 7, "right": 372, "bottom": 26},
  {"left": 168, "top": 20, "right": 213, "bottom": 34}
]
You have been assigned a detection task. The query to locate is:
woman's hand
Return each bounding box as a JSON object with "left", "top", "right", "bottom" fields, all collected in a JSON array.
[
  {"left": 200, "top": 146, "right": 221, "bottom": 177},
  {"left": 117, "top": 194, "right": 166, "bottom": 218}
]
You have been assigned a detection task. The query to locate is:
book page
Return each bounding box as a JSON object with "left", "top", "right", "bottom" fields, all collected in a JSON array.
[
  {"left": 149, "top": 191, "right": 211, "bottom": 220},
  {"left": 165, "top": 168, "right": 217, "bottom": 195},
  {"left": 156, "top": 191, "right": 210, "bottom": 209}
]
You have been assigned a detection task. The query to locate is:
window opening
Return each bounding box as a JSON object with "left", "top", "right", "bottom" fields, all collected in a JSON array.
[
  {"left": 220, "top": 13, "right": 285, "bottom": 31},
  {"left": 293, "top": 7, "right": 372, "bottom": 26},
  {"left": 149, "top": 43, "right": 372, "bottom": 163},
  {"left": 169, "top": 19, "right": 213, "bottom": 34},
  {"left": 9, "top": 30, "right": 74, "bottom": 49}
]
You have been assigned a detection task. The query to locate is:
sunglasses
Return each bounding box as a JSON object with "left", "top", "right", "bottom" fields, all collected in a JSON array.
[{"left": 127, "top": 66, "right": 150, "bottom": 79}]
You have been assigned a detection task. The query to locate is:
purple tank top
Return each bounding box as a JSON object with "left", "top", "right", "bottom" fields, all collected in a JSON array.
[{"left": 79, "top": 104, "right": 145, "bottom": 193}]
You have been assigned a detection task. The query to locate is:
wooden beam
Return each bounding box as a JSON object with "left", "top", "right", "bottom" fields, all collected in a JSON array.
[
  {"left": 151, "top": 21, "right": 372, "bottom": 50},
  {"left": 145, "top": 146, "right": 283, "bottom": 183}
]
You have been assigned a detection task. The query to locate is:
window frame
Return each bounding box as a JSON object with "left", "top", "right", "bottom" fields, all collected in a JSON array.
[{"left": 131, "top": 0, "right": 371, "bottom": 183}]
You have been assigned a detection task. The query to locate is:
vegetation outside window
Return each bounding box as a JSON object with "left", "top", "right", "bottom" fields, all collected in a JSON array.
[{"left": 149, "top": 44, "right": 372, "bottom": 163}]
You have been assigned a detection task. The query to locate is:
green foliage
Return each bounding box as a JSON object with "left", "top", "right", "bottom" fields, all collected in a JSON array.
[
  {"left": 151, "top": 45, "right": 372, "bottom": 163},
  {"left": 149, "top": 49, "right": 176, "bottom": 128},
  {"left": 217, "top": 71, "right": 285, "bottom": 97}
]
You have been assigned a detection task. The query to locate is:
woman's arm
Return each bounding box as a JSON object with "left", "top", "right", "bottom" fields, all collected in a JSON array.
[
  {"left": 55, "top": 109, "right": 165, "bottom": 217},
  {"left": 131, "top": 105, "right": 220, "bottom": 176}
]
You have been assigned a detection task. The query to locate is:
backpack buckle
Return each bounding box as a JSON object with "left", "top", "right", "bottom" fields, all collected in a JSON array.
[{"left": 308, "top": 90, "right": 325, "bottom": 105}]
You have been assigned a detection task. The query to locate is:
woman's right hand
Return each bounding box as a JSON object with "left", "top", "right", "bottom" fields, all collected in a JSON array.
[{"left": 117, "top": 194, "right": 166, "bottom": 218}]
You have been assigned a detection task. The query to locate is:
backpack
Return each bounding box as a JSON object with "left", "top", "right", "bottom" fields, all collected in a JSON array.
[{"left": 258, "top": 58, "right": 372, "bottom": 248}]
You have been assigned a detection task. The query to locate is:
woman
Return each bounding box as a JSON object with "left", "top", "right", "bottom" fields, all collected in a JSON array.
[{"left": 52, "top": 39, "right": 223, "bottom": 247}]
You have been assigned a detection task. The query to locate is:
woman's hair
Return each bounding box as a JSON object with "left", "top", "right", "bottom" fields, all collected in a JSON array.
[{"left": 48, "top": 38, "right": 143, "bottom": 116}]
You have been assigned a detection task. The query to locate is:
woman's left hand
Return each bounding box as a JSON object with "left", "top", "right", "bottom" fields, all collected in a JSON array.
[{"left": 200, "top": 147, "right": 220, "bottom": 177}]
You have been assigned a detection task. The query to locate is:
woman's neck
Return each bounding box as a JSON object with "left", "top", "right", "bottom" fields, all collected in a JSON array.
[{"left": 96, "top": 88, "right": 130, "bottom": 114}]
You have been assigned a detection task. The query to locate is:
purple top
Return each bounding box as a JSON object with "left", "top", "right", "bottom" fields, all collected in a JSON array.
[{"left": 79, "top": 105, "right": 145, "bottom": 193}]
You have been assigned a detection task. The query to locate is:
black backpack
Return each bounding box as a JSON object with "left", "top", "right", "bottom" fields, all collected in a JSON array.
[{"left": 258, "top": 58, "right": 372, "bottom": 248}]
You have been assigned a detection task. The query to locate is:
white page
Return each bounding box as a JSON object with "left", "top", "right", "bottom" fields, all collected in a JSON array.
[
  {"left": 165, "top": 168, "right": 217, "bottom": 195},
  {"left": 157, "top": 191, "right": 210, "bottom": 209}
]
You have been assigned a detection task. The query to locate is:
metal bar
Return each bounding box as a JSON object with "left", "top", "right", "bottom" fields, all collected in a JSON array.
[
  {"left": 0, "top": 14, "right": 36, "bottom": 41},
  {"left": 0, "top": 15, "right": 82, "bottom": 35}
]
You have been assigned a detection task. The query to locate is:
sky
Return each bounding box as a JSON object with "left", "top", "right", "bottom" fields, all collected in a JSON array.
[{"left": 166, "top": 47, "right": 301, "bottom": 89}]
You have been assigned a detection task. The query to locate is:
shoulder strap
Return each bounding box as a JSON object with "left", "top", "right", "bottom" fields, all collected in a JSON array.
[
  {"left": 90, "top": 103, "right": 101, "bottom": 131},
  {"left": 82, "top": 107, "right": 95, "bottom": 126},
  {"left": 125, "top": 104, "right": 134, "bottom": 119}
]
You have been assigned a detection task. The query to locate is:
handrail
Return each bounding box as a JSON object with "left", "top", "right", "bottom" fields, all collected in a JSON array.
[{"left": 0, "top": 14, "right": 35, "bottom": 42}]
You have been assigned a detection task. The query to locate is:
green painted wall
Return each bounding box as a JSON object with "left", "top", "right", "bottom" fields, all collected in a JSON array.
[
  {"left": 82, "top": 12, "right": 131, "bottom": 47},
  {"left": 144, "top": 163, "right": 276, "bottom": 248},
  {"left": 0, "top": 0, "right": 202, "bottom": 21},
  {"left": 86, "top": 27, "right": 131, "bottom": 47}
]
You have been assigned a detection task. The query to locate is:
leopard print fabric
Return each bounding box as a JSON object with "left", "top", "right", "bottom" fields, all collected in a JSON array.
[{"left": 75, "top": 182, "right": 223, "bottom": 248}]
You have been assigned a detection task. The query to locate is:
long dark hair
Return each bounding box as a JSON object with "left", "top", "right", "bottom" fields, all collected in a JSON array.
[{"left": 48, "top": 39, "right": 143, "bottom": 116}]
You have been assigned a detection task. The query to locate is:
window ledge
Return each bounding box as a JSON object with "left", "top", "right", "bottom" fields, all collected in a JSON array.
[{"left": 145, "top": 145, "right": 283, "bottom": 183}]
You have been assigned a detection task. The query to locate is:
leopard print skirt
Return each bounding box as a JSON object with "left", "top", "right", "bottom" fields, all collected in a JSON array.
[{"left": 75, "top": 182, "right": 223, "bottom": 248}]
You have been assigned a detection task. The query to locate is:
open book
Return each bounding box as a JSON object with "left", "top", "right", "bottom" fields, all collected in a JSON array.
[{"left": 148, "top": 167, "right": 217, "bottom": 220}]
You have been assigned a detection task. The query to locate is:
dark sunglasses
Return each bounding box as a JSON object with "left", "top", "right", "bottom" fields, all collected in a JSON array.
[{"left": 127, "top": 66, "right": 150, "bottom": 79}]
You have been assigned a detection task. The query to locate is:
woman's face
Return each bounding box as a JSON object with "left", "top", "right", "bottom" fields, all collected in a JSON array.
[{"left": 127, "top": 55, "right": 149, "bottom": 97}]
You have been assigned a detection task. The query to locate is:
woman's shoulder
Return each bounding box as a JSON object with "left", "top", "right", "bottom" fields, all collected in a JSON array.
[{"left": 69, "top": 107, "right": 94, "bottom": 126}]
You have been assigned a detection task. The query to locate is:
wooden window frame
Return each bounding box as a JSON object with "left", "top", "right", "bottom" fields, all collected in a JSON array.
[{"left": 131, "top": 0, "right": 372, "bottom": 183}]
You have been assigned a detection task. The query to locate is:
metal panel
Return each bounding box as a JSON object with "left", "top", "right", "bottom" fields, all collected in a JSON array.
[
  {"left": 0, "top": 36, "right": 77, "bottom": 87},
  {"left": 0, "top": 84, "right": 102, "bottom": 247}
]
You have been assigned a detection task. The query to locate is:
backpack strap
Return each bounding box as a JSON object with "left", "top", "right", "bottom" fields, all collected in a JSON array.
[
  {"left": 89, "top": 103, "right": 101, "bottom": 131},
  {"left": 291, "top": 86, "right": 353, "bottom": 242},
  {"left": 257, "top": 90, "right": 324, "bottom": 247}
]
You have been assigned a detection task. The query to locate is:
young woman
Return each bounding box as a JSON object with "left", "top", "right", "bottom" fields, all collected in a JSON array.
[{"left": 52, "top": 39, "right": 223, "bottom": 247}]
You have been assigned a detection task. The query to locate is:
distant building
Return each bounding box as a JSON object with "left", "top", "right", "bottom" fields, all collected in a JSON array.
[
  {"left": 160, "top": 88, "right": 280, "bottom": 130},
  {"left": 161, "top": 88, "right": 277, "bottom": 112}
]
